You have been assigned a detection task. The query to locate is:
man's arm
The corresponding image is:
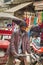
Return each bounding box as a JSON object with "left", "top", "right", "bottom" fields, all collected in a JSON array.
[
  {"left": 26, "top": 35, "right": 30, "bottom": 53},
  {"left": 6, "top": 32, "right": 17, "bottom": 56},
  {"left": 10, "top": 32, "right": 18, "bottom": 55}
]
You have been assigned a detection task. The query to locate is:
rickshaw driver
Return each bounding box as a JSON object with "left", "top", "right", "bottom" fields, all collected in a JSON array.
[{"left": 6, "top": 24, "right": 30, "bottom": 65}]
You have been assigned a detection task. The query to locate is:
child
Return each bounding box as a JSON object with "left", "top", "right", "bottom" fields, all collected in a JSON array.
[{"left": 32, "top": 32, "right": 41, "bottom": 44}]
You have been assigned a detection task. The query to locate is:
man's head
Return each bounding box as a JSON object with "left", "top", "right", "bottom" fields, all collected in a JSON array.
[{"left": 7, "top": 24, "right": 11, "bottom": 30}]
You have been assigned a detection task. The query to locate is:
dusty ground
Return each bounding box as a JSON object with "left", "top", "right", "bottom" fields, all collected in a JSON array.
[
  {"left": 6, "top": 58, "right": 40, "bottom": 65},
  {"left": 4, "top": 55, "right": 42, "bottom": 65}
]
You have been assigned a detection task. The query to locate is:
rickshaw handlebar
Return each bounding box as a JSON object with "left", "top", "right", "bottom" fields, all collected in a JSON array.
[{"left": 14, "top": 54, "right": 30, "bottom": 57}]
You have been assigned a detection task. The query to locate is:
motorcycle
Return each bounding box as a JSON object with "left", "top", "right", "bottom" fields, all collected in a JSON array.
[{"left": 30, "top": 27, "right": 43, "bottom": 65}]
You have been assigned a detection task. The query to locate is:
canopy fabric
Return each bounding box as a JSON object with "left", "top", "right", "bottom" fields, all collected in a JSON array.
[
  {"left": 33, "top": 1, "right": 43, "bottom": 10},
  {"left": 35, "top": 6, "right": 43, "bottom": 10},
  {"left": 0, "top": 12, "right": 21, "bottom": 20},
  {"left": 33, "top": 1, "right": 43, "bottom": 6},
  {"left": 5, "top": 2, "right": 32, "bottom": 13},
  {"left": 0, "top": 13, "right": 27, "bottom": 27}
]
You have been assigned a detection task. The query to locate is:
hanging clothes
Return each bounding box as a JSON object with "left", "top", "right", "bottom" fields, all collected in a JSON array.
[
  {"left": 24, "top": 14, "right": 29, "bottom": 26},
  {"left": 42, "top": 12, "right": 43, "bottom": 22},
  {"left": 33, "top": 17, "right": 38, "bottom": 25},
  {"left": 38, "top": 12, "right": 42, "bottom": 25},
  {"left": 31, "top": 16, "right": 34, "bottom": 25},
  {"left": 26, "top": 17, "right": 29, "bottom": 26}
]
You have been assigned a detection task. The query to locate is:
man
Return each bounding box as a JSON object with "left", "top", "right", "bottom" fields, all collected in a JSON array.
[{"left": 6, "top": 24, "right": 30, "bottom": 65}]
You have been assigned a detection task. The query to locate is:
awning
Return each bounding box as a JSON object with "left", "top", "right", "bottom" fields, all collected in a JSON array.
[
  {"left": 33, "top": 1, "right": 43, "bottom": 6},
  {"left": 35, "top": 6, "right": 43, "bottom": 10},
  {"left": 5, "top": 2, "right": 32, "bottom": 13},
  {"left": 33, "top": 1, "right": 43, "bottom": 10}
]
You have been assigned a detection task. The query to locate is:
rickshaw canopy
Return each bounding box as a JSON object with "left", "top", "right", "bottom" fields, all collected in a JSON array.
[{"left": 0, "top": 13, "right": 27, "bottom": 27}]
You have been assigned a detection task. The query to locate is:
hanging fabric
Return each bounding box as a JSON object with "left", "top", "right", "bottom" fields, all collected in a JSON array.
[
  {"left": 42, "top": 11, "right": 43, "bottom": 22},
  {"left": 38, "top": 12, "right": 42, "bottom": 25},
  {"left": 33, "top": 16, "right": 38, "bottom": 25}
]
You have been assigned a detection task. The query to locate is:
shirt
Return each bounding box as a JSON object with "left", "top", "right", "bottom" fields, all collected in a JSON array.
[
  {"left": 32, "top": 37, "right": 41, "bottom": 44},
  {"left": 18, "top": 38, "right": 22, "bottom": 54}
]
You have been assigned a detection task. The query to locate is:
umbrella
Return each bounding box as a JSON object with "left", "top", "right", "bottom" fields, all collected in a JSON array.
[{"left": 0, "top": 13, "right": 27, "bottom": 27}]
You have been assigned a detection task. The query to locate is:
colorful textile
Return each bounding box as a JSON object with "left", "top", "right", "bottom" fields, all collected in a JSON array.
[
  {"left": 31, "top": 16, "right": 34, "bottom": 25},
  {"left": 26, "top": 17, "right": 29, "bottom": 26},
  {"left": 38, "top": 12, "right": 42, "bottom": 25},
  {"left": 42, "top": 12, "right": 43, "bottom": 22},
  {"left": 33, "top": 17, "right": 38, "bottom": 25},
  {"left": 32, "top": 37, "right": 41, "bottom": 44},
  {"left": 24, "top": 16, "right": 30, "bottom": 26}
]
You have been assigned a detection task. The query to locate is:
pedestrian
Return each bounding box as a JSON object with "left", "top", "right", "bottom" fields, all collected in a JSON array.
[{"left": 6, "top": 24, "right": 30, "bottom": 65}]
